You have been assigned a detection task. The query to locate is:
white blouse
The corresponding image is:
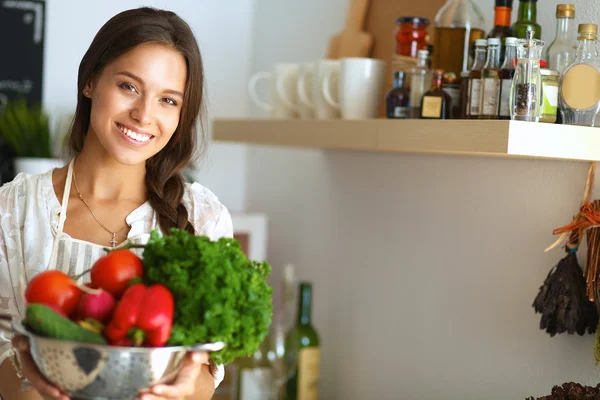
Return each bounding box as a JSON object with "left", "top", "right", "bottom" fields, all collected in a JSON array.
[{"left": 0, "top": 166, "right": 233, "bottom": 388}]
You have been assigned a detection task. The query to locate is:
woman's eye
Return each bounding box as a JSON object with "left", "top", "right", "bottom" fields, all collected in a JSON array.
[
  {"left": 163, "top": 97, "right": 177, "bottom": 106},
  {"left": 119, "top": 83, "right": 137, "bottom": 92}
]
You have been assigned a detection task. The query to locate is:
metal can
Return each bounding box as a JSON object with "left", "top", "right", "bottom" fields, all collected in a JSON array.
[{"left": 540, "top": 69, "right": 560, "bottom": 123}]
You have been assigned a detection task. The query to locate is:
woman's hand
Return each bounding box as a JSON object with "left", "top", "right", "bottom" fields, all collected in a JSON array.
[
  {"left": 138, "top": 352, "right": 210, "bottom": 400},
  {"left": 12, "top": 335, "right": 70, "bottom": 400}
]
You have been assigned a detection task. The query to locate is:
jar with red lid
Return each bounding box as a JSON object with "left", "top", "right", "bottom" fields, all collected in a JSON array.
[
  {"left": 395, "top": 17, "right": 430, "bottom": 58},
  {"left": 393, "top": 17, "right": 430, "bottom": 72}
]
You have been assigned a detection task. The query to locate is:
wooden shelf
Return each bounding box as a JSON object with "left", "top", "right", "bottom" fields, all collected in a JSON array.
[{"left": 212, "top": 119, "right": 600, "bottom": 162}]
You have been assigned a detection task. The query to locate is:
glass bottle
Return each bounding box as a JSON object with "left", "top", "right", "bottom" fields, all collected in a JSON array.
[
  {"left": 236, "top": 339, "right": 273, "bottom": 400},
  {"left": 511, "top": 0, "right": 541, "bottom": 40},
  {"left": 545, "top": 4, "right": 577, "bottom": 74},
  {"left": 441, "top": 73, "right": 461, "bottom": 119},
  {"left": 284, "top": 282, "right": 320, "bottom": 400},
  {"left": 480, "top": 38, "right": 502, "bottom": 119},
  {"left": 459, "top": 71, "right": 470, "bottom": 118},
  {"left": 560, "top": 24, "right": 600, "bottom": 127},
  {"left": 386, "top": 71, "right": 410, "bottom": 119},
  {"left": 488, "top": 0, "right": 515, "bottom": 61},
  {"left": 510, "top": 30, "right": 544, "bottom": 122},
  {"left": 467, "top": 39, "right": 488, "bottom": 118},
  {"left": 498, "top": 37, "right": 518, "bottom": 119},
  {"left": 409, "top": 50, "right": 432, "bottom": 118},
  {"left": 420, "top": 69, "right": 452, "bottom": 119},
  {"left": 432, "top": 0, "right": 486, "bottom": 77}
]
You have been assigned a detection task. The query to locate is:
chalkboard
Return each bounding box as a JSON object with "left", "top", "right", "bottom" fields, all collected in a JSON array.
[{"left": 0, "top": 0, "right": 45, "bottom": 183}]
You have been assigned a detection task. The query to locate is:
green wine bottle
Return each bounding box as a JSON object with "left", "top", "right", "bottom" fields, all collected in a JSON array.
[
  {"left": 511, "top": 0, "right": 541, "bottom": 39},
  {"left": 285, "top": 282, "right": 320, "bottom": 400}
]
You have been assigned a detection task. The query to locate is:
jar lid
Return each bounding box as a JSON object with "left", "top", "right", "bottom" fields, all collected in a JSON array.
[
  {"left": 579, "top": 23, "right": 598, "bottom": 35},
  {"left": 505, "top": 37, "right": 518, "bottom": 45},
  {"left": 541, "top": 68, "right": 560, "bottom": 77},
  {"left": 556, "top": 4, "right": 575, "bottom": 18},
  {"left": 495, "top": 0, "right": 513, "bottom": 7},
  {"left": 396, "top": 17, "right": 429, "bottom": 25},
  {"left": 475, "top": 39, "right": 487, "bottom": 46},
  {"left": 487, "top": 38, "right": 501, "bottom": 45}
]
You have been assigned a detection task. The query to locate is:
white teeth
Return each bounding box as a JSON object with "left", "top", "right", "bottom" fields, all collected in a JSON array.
[{"left": 117, "top": 123, "right": 151, "bottom": 143}]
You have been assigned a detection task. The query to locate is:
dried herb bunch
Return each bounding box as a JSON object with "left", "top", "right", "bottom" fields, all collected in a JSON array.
[{"left": 526, "top": 382, "right": 600, "bottom": 400}]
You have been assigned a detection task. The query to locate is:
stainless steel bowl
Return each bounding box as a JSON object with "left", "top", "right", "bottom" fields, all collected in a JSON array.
[{"left": 0, "top": 316, "right": 224, "bottom": 400}]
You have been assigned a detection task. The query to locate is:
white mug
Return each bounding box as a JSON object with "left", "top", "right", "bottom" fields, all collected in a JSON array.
[
  {"left": 296, "top": 62, "right": 316, "bottom": 120},
  {"left": 310, "top": 60, "right": 341, "bottom": 120},
  {"left": 248, "top": 63, "right": 299, "bottom": 119},
  {"left": 323, "top": 58, "right": 386, "bottom": 120}
]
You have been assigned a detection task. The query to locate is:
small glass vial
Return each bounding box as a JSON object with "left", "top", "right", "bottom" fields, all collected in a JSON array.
[
  {"left": 467, "top": 39, "right": 488, "bottom": 119},
  {"left": 480, "top": 37, "right": 502, "bottom": 119},
  {"left": 386, "top": 71, "right": 410, "bottom": 119},
  {"left": 420, "top": 69, "right": 452, "bottom": 119},
  {"left": 409, "top": 50, "right": 432, "bottom": 118},
  {"left": 510, "top": 30, "right": 544, "bottom": 122},
  {"left": 559, "top": 24, "right": 600, "bottom": 127}
]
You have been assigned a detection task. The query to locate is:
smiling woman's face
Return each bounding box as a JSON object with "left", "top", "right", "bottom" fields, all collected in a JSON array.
[{"left": 84, "top": 42, "right": 187, "bottom": 166}]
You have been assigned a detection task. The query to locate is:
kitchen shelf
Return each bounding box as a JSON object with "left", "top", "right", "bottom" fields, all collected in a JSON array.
[{"left": 212, "top": 119, "right": 600, "bottom": 162}]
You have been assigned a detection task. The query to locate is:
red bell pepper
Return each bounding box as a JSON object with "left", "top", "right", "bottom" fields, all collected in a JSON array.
[{"left": 104, "top": 283, "right": 174, "bottom": 347}]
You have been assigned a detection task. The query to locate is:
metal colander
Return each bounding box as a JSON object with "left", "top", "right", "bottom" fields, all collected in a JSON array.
[{"left": 0, "top": 316, "right": 224, "bottom": 400}]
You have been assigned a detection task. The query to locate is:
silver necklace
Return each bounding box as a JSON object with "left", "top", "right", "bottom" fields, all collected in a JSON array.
[{"left": 72, "top": 167, "right": 128, "bottom": 248}]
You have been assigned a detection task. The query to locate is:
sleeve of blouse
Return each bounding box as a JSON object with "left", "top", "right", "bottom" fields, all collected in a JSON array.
[{"left": 0, "top": 182, "right": 18, "bottom": 367}]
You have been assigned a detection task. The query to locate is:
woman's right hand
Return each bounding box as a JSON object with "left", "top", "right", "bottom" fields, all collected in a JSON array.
[{"left": 12, "top": 335, "right": 70, "bottom": 400}]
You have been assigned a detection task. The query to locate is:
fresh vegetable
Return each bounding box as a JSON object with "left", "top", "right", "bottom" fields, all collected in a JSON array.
[
  {"left": 90, "top": 249, "right": 143, "bottom": 298},
  {"left": 142, "top": 229, "right": 273, "bottom": 365},
  {"left": 25, "top": 270, "right": 82, "bottom": 317},
  {"left": 25, "top": 303, "right": 106, "bottom": 344},
  {"left": 76, "top": 290, "right": 116, "bottom": 323},
  {"left": 104, "top": 283, "right": 174, "bottom": 347},
  {"left": 78, "top": 319, "right": 105, "bottom": 335}
]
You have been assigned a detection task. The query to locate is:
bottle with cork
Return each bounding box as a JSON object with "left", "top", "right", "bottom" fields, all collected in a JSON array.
[{"left": 559, "top": 24, "right": 600, "bottom": 127}]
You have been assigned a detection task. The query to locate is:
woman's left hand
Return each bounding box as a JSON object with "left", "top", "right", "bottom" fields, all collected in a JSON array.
[{"left": 137, "top": 352, "right": 209, "bottom": 400}]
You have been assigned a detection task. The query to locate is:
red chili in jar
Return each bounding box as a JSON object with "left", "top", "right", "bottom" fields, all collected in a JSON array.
[{"left": 395, "top": 17, "right": 430, "bottom": 59}]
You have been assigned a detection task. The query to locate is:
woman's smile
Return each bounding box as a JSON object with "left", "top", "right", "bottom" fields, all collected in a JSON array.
[{"left": 115, "top": 122, "right": 154, "bottom": 146}]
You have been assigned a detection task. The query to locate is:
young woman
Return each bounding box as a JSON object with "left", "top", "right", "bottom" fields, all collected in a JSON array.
[{"left": 0, "top": 7, "right": 232, "bottom": 400}]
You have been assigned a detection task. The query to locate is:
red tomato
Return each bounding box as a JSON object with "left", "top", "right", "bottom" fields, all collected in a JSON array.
[
  {"left": 90, "top": 250, "right": 143, "bottom": 298},
  {"left": 25, "top": 270, "right": 82, "bottom": 317}
]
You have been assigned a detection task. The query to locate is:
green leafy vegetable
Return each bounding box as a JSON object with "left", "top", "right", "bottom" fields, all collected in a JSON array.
[
  {"left": 0, "top": 98, "right": 52, "bottom": 158},
  {"left": 142, "top": 229, "right": 273, "bottom": 365}
]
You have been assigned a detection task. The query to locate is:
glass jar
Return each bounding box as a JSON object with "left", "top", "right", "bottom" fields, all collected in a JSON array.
[
  {"left": 540, "top": 69, "right": 559, "bottom": 123},
  {"left": 510, "top": 30, "right": 545, "bottom": 122},
  {"left": 392, "top": 17, "right": 430, "bottom": 73}
]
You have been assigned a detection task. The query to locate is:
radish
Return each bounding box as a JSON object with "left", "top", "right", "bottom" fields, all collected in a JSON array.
[{"left": 76, "top": 289, "right": 116, "bottom": 323}]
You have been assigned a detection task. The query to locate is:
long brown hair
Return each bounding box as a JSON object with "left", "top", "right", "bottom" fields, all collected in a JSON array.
[{"left": 69, "top": 7, "right": 205, "bottom": 235}]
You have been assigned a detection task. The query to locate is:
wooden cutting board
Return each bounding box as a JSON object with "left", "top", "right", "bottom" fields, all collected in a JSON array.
[{"left": 326, "top": 0, "right": 373, "bottom": 59}]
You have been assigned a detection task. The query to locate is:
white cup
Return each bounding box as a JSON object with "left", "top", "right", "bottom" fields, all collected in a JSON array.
[
  {"left": 323, "top": 58, "right": 386, "bottom": 120},
  {"left": 308, "top": 60, "right": 341, "bottom": 120},
  {"left": 296, "top": 62, "right": 316, "bottom": 120},
  {"left": 248, "top": 63, "right": 299, "bottom": 119}
]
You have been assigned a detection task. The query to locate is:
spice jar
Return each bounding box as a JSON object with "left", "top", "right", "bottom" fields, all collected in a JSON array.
[
  {"left": 540, "top": 69, "right": 559, "bottom": 123},
  {"left": 510, "top": 30, "right": 545, "bottom": 122},
  {"left": 393, "top": 17, "right": 430, "bottom": 72}
]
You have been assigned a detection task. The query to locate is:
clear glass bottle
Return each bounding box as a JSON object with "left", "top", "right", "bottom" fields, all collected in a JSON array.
[
  {"left": 420, "top": 69, "right": 452, "bottom": 119},
  {"left": 511, "top": 0, "right": 541, "bottom": 40},
  {"left": 498, "top": 37, "right": 518, "bottom": 119},
  {"left": 432, "top": 0, "right": 486, "bottom": 76},
  {"left": 386, "top": 71, "right": 410, "bottom": 119},
  {"left": 510, "top": 30, "right": 544, "bottom": 122},
  {"left": 480, "top": 38, "right": 502, "bottom": 118},
  {"left": 409, "top": 50, "right": 432, "bottom": 118},
  {"left": 545, "top": 4, "right": 577, "bottom": 74},
  {"left": 560, "top": 24, "right": 600, "bottom": 127},
  {"left": 467, "top": 39, "right": 488, "bottom": 118}
]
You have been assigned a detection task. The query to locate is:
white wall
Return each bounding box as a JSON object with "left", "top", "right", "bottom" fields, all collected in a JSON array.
[
  {"left": 246, "top": 0, "right": 600, "bottom": 398},
  {"left": 43, "top": 0, "right": 255, "bottom": 212}
]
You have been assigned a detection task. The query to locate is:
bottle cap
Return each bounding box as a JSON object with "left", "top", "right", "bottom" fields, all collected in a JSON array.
[
  {"left": 487, "top": 38, "right": 501, "bottom": 45},
  {"left": 495, "top": 0, "right": 513, "bottom": 7},
  {"left": 556, "top": 4, "right": 575, "bottom": 18},
  {"left": 579, "top": 23, "right": 598, "bottom": 35},
  {"left": 505, "top": 37, "right": 518, "bottom": 45},
  {"left": 433, "top": 69, "right": 444, "bottom": 77},
  {"left": 396, "top": 17, "right": 430, "bottom": 26},
  {"left": 417, "top": 49, "right": 429, "bottom": 58},
  {"left": 475, "top": 39, "right": 487, "bottom": 47}
]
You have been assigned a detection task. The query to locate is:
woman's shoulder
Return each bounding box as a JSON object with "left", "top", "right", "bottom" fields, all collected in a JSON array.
[
  {"left": 183, "top": 181, "right": 233, "bottom": 239},
  {"left": 0, "top": 171, "right": 52, "bottom": 209}
]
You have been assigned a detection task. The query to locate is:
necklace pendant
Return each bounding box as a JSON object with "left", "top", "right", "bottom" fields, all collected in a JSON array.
[{"left": 109, "top": 233, "right": 117, "bottom": 248}]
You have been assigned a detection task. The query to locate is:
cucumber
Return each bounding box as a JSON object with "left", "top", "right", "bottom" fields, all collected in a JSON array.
[{"left": 25, "top": 304, "right": 107, "bottom": 344}]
